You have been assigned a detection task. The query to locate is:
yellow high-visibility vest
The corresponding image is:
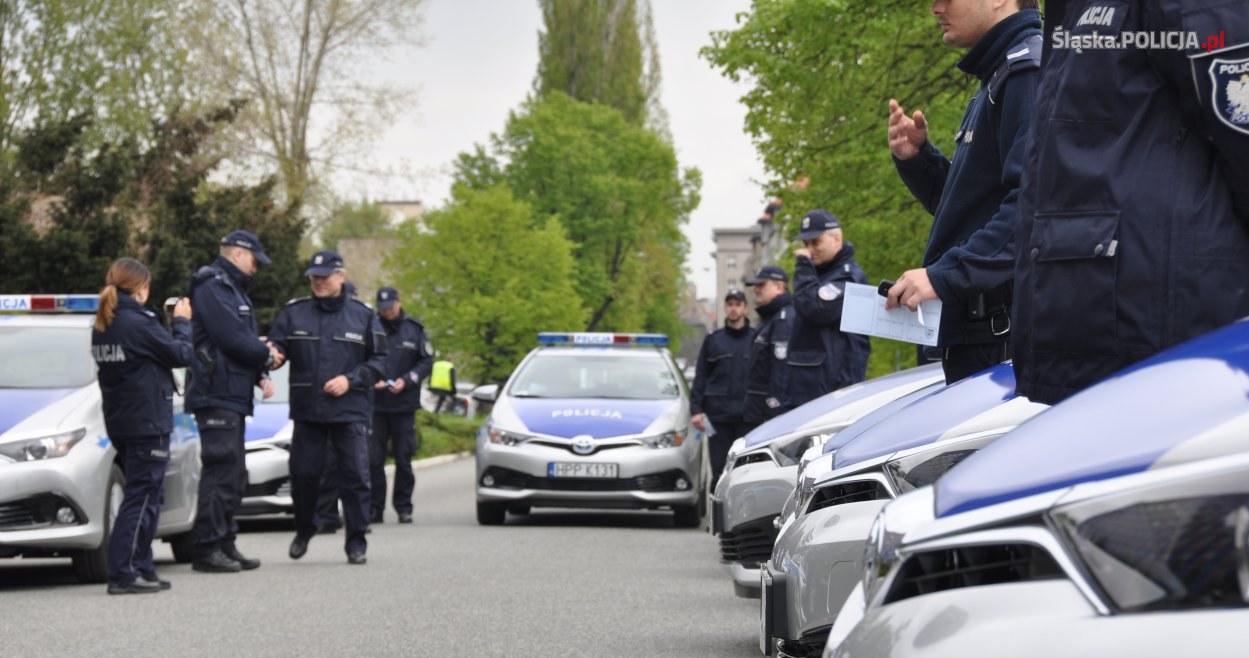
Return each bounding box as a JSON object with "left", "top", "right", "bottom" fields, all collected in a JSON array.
[{"left": 430, "top": 360, "right": 454, "bottom": 392}]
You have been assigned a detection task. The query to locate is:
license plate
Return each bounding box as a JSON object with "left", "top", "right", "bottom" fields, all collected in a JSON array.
[{"left": 548, "top": 462, "right": 618, "bottom": 478}]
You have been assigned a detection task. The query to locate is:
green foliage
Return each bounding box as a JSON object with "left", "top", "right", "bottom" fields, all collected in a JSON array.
[
  {"left": 702, "top": 0, "right": 975, "bottom": 376},
  {"left": 387, "top": 184, "right": 587, "bottom": 384},
  {"left": 318, "top": 200, "right": 395, "bottom": 250},
  {"left": 536, "top": 0, "right": 648, "bottom": 125},
  {"left": 456, "top": 93, "right": 698, "bottom": 345},
  {"left": 416, "top": 410, "right": 479, "bottom": 458}
]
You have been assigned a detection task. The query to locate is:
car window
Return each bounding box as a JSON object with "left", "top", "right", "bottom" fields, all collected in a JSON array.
[
  {"left": 0, "top": 326, "right": 95, "bottom": 388},
  {"left": 508, "top": 353, "right": 680, "bottom": 400}
]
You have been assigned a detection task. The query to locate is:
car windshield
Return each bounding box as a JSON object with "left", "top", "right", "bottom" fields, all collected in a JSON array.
[
  {"left": 0, "top": 326, "right": 95, "bottom": 388},
  {"left": 258, "top": 365, "right": 290, "bottom": 404},
  {"left": 508, "top": 353, "right": 680, "bottom": 400}
]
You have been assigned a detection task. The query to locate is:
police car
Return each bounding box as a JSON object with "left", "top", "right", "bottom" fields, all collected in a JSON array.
[
  {"left": 474, "top": 332, "right": 703, "bottom": 526},
  {"left": 0, "top": 294, "right": 200, "bottom": 582},
  {"left": 239, "top": 364, "right": 294, "bottom": 516},
  {"left": 827, "top": 318, "right": 1249, "bottom": 657}
]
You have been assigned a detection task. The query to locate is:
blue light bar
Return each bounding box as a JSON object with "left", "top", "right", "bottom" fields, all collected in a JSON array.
[
  {"left": 0, "top": 294, "right": 100, "bottom": 313},
  {"left": 537, "top": 332, "right": 668, "bottom": 347}
]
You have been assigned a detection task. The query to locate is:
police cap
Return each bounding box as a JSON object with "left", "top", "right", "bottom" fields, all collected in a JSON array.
[
  {"left": 376, "top": 286, "right": 400, "bottom": 310},
  {"left": 220, "top": 229, "right": 272, "bottom": 265},
  {"left": 796, "top": 209, "right": 841, "bottom": 240},
  {"left": 304, "top": 250, "right": 345, "bottom": 277}
]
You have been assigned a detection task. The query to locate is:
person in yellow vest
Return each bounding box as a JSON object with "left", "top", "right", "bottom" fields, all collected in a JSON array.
[{"left": 429, "top": 357, "right": 457, "bottom": 414}]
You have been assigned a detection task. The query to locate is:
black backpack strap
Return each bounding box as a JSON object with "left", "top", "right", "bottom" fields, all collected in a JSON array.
[{"left": 988, "top": 33, "right": 1043, "bottom": 103}]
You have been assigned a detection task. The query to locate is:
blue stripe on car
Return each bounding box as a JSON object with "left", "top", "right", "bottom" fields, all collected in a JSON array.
[
  {"left": 508, "top": 398, "right": 672, "bottom": 438},
  {"left": 0, "top": 388, "right": 78, "bottom": 434}
]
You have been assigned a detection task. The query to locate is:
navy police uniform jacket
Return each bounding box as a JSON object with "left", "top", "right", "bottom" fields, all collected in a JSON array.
[
  {"left": 789, "top": 244, "right": 871, "bottom": 405},
  {"left": 689, "top": 320, "right": 752, "bottom": 424},
  {"left": 185, "top": 256, "right": 271, "bottom": 415},
  {"left": 894, "top": 10, "right": 1042, "bottom": 346},
  {"left": 92, "top": 296, "right": 194, "bottom": 438},
  {"left": 374, "top": 312, "right": 434, "bottom": 414},
  {"left": 744, "top": 292, "right": 796, "bottom": 426},
  {"left": 268, "top": 292, "right": 388, "bottom": 424},
  {"left": 1013, "top": 0, "right": 1249, "bottom": 404}
]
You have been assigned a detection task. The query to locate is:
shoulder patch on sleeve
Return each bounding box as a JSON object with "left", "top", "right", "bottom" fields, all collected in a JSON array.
[{"left": 818, "top": 283, "right": 842, "bottom": 301}]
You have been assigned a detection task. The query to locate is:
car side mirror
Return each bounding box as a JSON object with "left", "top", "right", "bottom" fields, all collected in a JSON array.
[{"left": 471, "top": 384, "right": 498, "bottom": 403}]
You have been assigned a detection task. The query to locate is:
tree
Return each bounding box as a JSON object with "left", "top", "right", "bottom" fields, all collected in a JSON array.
[
  {"left": 318, "top": 199, "right": 395, "bottom": 250},
  {"left": 702, "top": 0, "right": 973, "bottom": 375},
  {"left": 387, "top": 184, "right": 586, "bottom": 383},
  {"left": 0, "top": 0, "right": 200, "bottom": 160},
  {"left": 189, "top": 0, "right": 425, "bottom": 213},
  {"left": 456, "top": 92, "right": 699, "bottom": 338}
]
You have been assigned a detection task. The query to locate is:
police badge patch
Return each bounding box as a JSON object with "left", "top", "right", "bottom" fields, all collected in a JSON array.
[
  {"left": 1210, "top": 56, "right": 1249, "bottom": 136},
  {"left": 818, "top": 283, "right": 842, "bottom": 301},
  {"left": 773, "top": 341, "right": 788, "bottom": 360}
]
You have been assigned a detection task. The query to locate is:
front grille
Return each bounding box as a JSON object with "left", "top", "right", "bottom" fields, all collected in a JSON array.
[
  {"left": 777, "top": 626, "right": 832, "bottom": 658},
  {"left": 528, "top": 440, "right": 640, "bottom": 455},
  {"left": 245, "top": 476, "right": 290, "bottom": 498},
  {"left": 720, "top": 515, "right": 779, "bottom": 565},
  {"left": 733, "top": 452, "right": 773, "bottom": 469},
  {"left": 482, "top": 467, "right": 685, "bottom": 492},
  {"left": 884, "top": 543, "right": 1063, "bottom": 605},
  {"left": 807, "top": 480, "right": 891, "bottom": 514},
  {"left": 0, "top": 502, "right": 38, "bottom": 529},
  {"left": 0, "top": 494, "right": 80, "bottom": 530}
]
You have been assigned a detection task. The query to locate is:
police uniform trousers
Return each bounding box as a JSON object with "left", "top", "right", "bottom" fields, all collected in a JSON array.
[
  {"left": 290, "top": 421, "right": 371, "bottom": 553},
  {"left": 191, "top": 409, "right": 246, "bottom": 557},
  {"left": 940, "top": 340, "right": 1010, "bottom": 384},
  {"left": 369, "top": 411, "right": 419, "bottom": 517},
  {"left": 108, "top": 434, "right": 170, "bottom": 586},
  {"left": 315, "top": 450, "right": 342, "bottom": 529},
  {"left": 708, "top": 420, "right": 751, "bottom": 487}
]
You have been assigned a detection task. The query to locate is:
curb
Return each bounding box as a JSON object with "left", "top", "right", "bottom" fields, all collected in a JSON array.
[{"left": 385, "top": 451, "right": 472, "bottom": 473}]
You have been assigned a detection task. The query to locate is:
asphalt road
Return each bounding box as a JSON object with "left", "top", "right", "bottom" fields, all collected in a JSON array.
[{"left": 0, "top": 457, "right": 759, "bottom": 657}]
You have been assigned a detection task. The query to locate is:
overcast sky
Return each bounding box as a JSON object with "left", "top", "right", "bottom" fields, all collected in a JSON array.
[{"left": 356, "top": 0, "right": 766, "bottom": 300}]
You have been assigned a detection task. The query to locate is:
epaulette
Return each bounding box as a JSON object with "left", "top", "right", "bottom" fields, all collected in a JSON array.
[
  {"left": 142, "top": 309, "right": 157, "bottom": 318},
  {"left": 350, "top": 298, "right": 373, "bottom": 310},
  {"left": 404, "top": 315, "right": 425, "bottom": 328},
  {"left": 988, "top": 33, "right": 1042, "bottom": 103},
  {"left": 286, "top": 296, "right": 312, "bottom": 306}
]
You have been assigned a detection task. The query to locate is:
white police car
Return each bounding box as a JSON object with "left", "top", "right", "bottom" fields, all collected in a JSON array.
[
  {"left": 239, "top": 364, "right": 294, "bottom": 516},
  {"left": 0, "top": 294, "right": 200, "bottom": 582},
  {"left": 474, "top": 332, "right": 703, "bottom": 526}
]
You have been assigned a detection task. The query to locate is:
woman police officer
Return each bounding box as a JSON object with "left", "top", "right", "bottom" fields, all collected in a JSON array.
[{"left": 91, "top": 257, "right": 193, "bottom": 594}]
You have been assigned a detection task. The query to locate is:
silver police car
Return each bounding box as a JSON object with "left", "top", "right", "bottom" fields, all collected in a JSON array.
[{"left": 474, "top": 332, "right": 703, "bottom": 526}]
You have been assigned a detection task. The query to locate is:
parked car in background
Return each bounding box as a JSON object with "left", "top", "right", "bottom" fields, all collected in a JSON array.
[{"left": 238, "top": 365, "right": 293, "bottom": 516}]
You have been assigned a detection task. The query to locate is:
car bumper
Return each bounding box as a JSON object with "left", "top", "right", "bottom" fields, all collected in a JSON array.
[
  {"left": 239, "top": 444, "right": 293, "bottom": 515},
  {"left": 476, "top": 441, "right": 700, "bottom": 510},
  {"left": 0, "top": 443, "right": 112, "bottom": 551},
  {"left": 764, "top": 500, "right": 888, "bottom": 651}
]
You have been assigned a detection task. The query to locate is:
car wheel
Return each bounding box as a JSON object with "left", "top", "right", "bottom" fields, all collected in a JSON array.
[
  {"left": 672, "top": 504, "right": 700, "bottom": 528},
  {"left": 73, "top": 464, "right": 123, "bottom": 583},
  {"left": 167, "top": 531, "right": 195, "bottom": 564},
  {"left": 476, "top": 501, "right": 505, "bottom": 525}
]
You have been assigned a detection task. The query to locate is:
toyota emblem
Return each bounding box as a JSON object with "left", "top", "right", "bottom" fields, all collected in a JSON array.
[{"left": 571, "top": 436, "right": 595, "bottom": 455}]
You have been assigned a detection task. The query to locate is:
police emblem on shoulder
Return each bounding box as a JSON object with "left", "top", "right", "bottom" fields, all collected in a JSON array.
[
  {"left": 818, "top": 283, "right": 842, "bottom": 301},
  {"left": 773, "top": 341, "right": 788, "bottom": 360},
  {"left": 1210, "top": 56, "right": 1249, "bottom": 135}
]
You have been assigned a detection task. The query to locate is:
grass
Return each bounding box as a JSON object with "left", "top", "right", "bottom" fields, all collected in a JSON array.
[{"left": 415, "top": 409, "right": 480, "bottom": 458}]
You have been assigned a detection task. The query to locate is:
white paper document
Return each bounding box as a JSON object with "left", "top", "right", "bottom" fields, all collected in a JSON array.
[{"left": 839, "top": 282, "right": 942, "bottom": 346}]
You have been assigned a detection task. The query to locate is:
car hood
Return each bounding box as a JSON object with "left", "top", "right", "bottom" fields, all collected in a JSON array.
[
  {"left": 246, "top": 403, "right": 291, "bottom": 442},
  {"left": 495, "top": 396, "right": 680, "bottom": 439},
  {"left": 832, "top": 362, "right": 1017, "bottom": 469},
  {"left": 937, "top": 318, "right": 1249, "bottom": 518},
  {"left": 744, "top": 363, "right": 944, "bottom": 449},
  {"left": 0, "top": 387, "right": 81, "bottom": 436}
]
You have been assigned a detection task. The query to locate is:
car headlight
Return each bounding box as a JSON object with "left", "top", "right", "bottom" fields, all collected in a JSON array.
[
  {"left": 643, "top": 430, "right": 684, "bottom": 448},
  {"left": 0, "top": 428, "right": 86, "bottom": 462},
  {"left": 485, "top": 423, "right": 531, "bottom": 446}
]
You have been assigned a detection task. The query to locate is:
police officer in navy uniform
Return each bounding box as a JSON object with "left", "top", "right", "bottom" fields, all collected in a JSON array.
[
  {"left": 369, "top": 286, "right": 434, "bottom": 523},
  {"left": 742, "top": 265, "right": 797, "bottom": 432},
  {"left": 690, "top": 288, "right": 752, "bottom": 485},
  {"left": 789, "top": 210, "right": 871, "bottom": 405},
  {"left": 91, "top": 257, "right": 194, "bottom": 594},
  {"left": 185, "top": 230, "right": 280, "bottom": 573},
  {"left": 1012, "top": 0, "right": 1249, "bottom": 404},
  {"left": 268, "top": 250, "right": 387, "bottom": 564},
  {"left": 885, "top": 1, "right": 1042, "bottom": 384}
]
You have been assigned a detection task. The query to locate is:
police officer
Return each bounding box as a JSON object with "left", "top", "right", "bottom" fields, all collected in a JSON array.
[
  {"left": 268, "top": 251, "right": 387, "bottom": 564},
  {"left": 1012, "top": 0, "right": 1249, "bottom": 404},
  {"left": 185, "top": 230, "right": 280, "bottom": 573},
  {"left": 690, "top": 289, "right": 752, "bottom": 485},
  {"left": 885, "top": 1, "right": 1042, "bottom": 384},
  {"left": 369, "top": 286, "right": 434, "bottom": 524},
  {"left": 91, "top": 257, "right": 193, "bottom": 594},
  {"left": 429, "top": 356, "right": 457, "bottom": 413},
  {"left": 742, "top": 265, "right": 796, "bottom": 431},
  {"left": 790, "top": 210, "right": 871, "bottom": 404}
]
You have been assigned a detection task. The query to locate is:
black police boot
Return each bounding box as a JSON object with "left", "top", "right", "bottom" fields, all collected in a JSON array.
[
  {"left": 397, "top": 512, "right": 413, "bottom": 524},
  {"left": 289, "top": 535, "right": 310, "bottom": 560},
  {"left": 140, "top": 572, "right": 173, "bottom": 590},
  {"left": 370, "top": 510, "right": 384, "bottom": 524},
  {"left": 347, "top": 551, "right": 367, "bottom": 565},
  {"left": 107, "top": 578, "right": 163, "bottom": 595},
  {"left": 192, "top": 550, "right": 243, "bottom": 573},
  {"left": 223, "top": 545, "right": 261, "bottom": 570},
  {"left": 317, "top": 518, "right": 341, "bottom": 534}
]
